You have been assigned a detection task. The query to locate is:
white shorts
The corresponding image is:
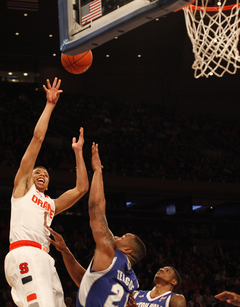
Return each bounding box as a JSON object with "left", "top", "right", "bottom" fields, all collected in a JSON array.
[{"left": 4, "top": 246, "right": 66, "bottom": 307}]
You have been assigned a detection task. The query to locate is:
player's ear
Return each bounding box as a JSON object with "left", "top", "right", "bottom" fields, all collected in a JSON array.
[
  {"left": 122, "top": 246, "right": 132, "bottom": 254},
  {"left": 171, "top": 279, "right": 177, "bottom": 286}
]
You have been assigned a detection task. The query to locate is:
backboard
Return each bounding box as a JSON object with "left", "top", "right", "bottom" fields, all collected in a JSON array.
[{"left": 58, "top": 0, "right": 192, "bottom": 55}]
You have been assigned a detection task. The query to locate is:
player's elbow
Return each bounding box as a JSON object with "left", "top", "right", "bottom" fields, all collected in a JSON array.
[
  {"left": 33, "top": 132, "right": 44, "bottom": 143},
  {"left": 76, "top": 183, "right": 89, "bottom": 196},
  {"left": 88, "top": 199, "right": 106, "bottom": 211}
]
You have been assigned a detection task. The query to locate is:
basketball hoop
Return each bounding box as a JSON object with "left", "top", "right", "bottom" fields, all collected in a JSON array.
[{"left": 182, "top": 0, "right": 240, "bottom": 78}]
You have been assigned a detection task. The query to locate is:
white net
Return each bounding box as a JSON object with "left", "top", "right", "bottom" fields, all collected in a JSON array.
[{"left": 183, "top": 0, "right": 240, "bottom": 78}]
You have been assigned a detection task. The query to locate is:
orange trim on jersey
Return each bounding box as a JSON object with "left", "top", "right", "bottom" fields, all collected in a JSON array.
[
  {"left": 27, "top": 293, "right": 37, "bottom": 302},
  {"left": 9, "top": 240, "right": 47, "bottom": 252}
]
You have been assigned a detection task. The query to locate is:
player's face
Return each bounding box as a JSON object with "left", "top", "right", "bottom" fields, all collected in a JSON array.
[
  {"left": 114, "top": 233, "right": 135, "bottom": 249},
  {"left": 33, "top": 168, "right": 49, "bottom": 192},
  {"left": 154, "top": 266, "right": 177, "bottom": 286}
]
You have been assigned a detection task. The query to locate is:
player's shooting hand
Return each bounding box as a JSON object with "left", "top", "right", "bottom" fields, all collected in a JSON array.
[
  {"left": 126, "top": 294, "right": 137, "bottom": 307},
  {"left": 215, "top": 291, "right": 240, "bottom": 306},
  {"left": 43, "top": 77, "right": 63, "bottom": 105},
  {"left": 91, "top": 142, "right": 103, "bottom": 172},
  {"left": 72, "top": 127, "right": 84, "bottom": 152},
  {"left": 46, "top": 225, "right": 68, "bottom": 253}
]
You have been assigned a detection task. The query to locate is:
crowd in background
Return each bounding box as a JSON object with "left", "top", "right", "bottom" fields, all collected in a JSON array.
[
  {"left": 1, "top": 85, "right": 240, "bottom": 306},
  {"left": 0, "top": 86, "right": 240, "bottom": 183}
]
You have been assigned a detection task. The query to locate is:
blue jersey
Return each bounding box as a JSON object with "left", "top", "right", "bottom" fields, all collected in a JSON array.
[
  {"left": 76, "top": 248, "right": 139, "bottom": 307},
  {"left": 134, "top": 290, "right": 175, "bottom": 307}
]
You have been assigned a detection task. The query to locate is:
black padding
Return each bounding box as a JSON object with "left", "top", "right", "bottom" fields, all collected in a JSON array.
[{"left": 21, "top": 275, "right": 33, "bottom": 284}]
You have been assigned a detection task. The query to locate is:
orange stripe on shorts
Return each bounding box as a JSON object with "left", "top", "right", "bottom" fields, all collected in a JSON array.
[{"left": 27, "top": 293, "right": 37, "bottom": 302}]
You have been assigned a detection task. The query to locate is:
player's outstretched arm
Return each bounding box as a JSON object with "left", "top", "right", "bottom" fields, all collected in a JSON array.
[
  {"left": 46, "top": 226, "right": 86, "bottom": 287},
  {"left": 55, "top": 127, "right": 89, "bottom": 215},
  {"left": 88, "top": 143, "right": 115, "bottom": 270},
  {"left": 215, "top": 291, "right": 240, "bottom": 306},
  {"left": 13, "top": 78, "right": 63, "bottom": 198}
]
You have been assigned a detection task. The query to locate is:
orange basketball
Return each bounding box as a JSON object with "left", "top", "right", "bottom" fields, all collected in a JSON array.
[{"left": 61, "top": 50, "right": 93, "bottom": 74}]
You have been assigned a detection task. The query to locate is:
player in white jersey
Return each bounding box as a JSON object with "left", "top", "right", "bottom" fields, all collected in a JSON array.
[
  {"left": 4, "top": 78, "right": 89, "bottom": 307},
  {"left": 127, "top": 266, "right": 186, "bottom": 307},
  {"left": 45, "top": 143, "right": 147, "bottom": 307}
]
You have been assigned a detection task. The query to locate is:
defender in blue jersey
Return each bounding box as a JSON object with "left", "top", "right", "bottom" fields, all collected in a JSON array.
[
  {"left": 127, "top": 266, "right": 186, "bottom": 307},
  {"left": 48, "top": 143, "right": 146, "bottom": 307}
]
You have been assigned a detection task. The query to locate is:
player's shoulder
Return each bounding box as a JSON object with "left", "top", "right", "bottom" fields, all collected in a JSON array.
[
  {"left": 171, "top": 293, "right": 186, "bottom": 300},
  {"left": 170, "top": 293, "right": 186, "bottom": 307}
]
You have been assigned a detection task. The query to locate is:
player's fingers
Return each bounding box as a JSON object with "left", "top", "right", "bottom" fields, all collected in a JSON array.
[
  {"left": 46, "top": 225, "right": 58, "bottom": 237},
  {"left": 46, "top": 79, "right": 51, "bottom": 89},
  {"left": 48, "top": 238, "right": 55, "bottom": 244},
  {"left": 52, "top": 77, "right": 58, "bottom": 88},
  {"left": 80, "top": 127, "right": 84, "bottom": 138},
  {"left": 216, "top": 292, "right": 231, "bottom": 299},
  {"left": 56, "top": 78, "right": 61, "bottom": 89}
]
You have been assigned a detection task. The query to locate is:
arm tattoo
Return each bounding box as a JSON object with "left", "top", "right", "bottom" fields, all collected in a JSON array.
[{"left": 94, "top": 211, "right": 114, "bottom": 247}]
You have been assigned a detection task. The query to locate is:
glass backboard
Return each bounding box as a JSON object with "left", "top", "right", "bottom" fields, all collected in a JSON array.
[{"left": 58, "top": 0, "right": 191, "bottom": 55}]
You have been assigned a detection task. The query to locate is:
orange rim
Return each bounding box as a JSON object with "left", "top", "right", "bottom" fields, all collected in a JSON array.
[
  {"left": 191, "top": 3, "right": 240, "bottom": 11},
  {"left": 180, "top": 1, "right": 240, "bottom": 11}
]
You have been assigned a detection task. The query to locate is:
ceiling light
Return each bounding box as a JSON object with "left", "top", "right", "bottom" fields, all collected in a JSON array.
[
  {"left": 23, "top": 73, "right": 28, "bottom": 76},
  {"left": 106, "top": 54, "right": 110, "bottom": 57},
  {"left": 15, "top": 32, "right": 19, "bottom": 36},
  {"left": 53, "top": 53, "right": 56, "bottom": 56},
  {"left": 8, "top": 72, "right": 13, "bottom": 75},
  {"left": 138, "top": 55, "right": 141, "bottom": 57},
  {"left": 49, "top": 34, "right": 53, "bottom": 37},
  {"left": 24, "top": 13, "right": 28, "bottom": 16}
]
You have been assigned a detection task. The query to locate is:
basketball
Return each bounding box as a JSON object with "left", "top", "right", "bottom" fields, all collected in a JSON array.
[{"left": 61, "top": 50, "right": 93, "bottom": 74}]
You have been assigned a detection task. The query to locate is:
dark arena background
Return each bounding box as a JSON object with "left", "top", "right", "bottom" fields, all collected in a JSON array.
[{"left": 1, "top": 0, "right": 240, "bottom": 306}]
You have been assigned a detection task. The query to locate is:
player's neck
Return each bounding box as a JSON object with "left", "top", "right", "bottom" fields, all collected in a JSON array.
[
  {"left": 126, "top": 254, "right": 136, "bottom": 266},
  {"left": 150, "top": 284, "right": 172, "bottom": 298}
]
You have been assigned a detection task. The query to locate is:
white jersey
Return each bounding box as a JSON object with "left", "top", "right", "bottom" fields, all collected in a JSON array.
[{"left": 10, "top": 184, "right": 55, "bottom": 253}]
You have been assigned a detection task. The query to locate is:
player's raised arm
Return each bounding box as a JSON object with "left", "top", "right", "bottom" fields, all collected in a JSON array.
[
  {"left": 88, "top": 143, "right": 115, "bottom": 269},
  {"left": 215, "top": 291, "right": 240, "bottom": 306},
  {"left": 54, "top": 127, "right": 89, "bottom": 215},
  {"left": 13, "top": 77, "right": 63, "bottom": 198}
]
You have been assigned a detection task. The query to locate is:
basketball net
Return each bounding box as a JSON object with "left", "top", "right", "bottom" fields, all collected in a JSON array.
[{"left": 182, "top": 0, "right": 240, "bottom": 78}]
